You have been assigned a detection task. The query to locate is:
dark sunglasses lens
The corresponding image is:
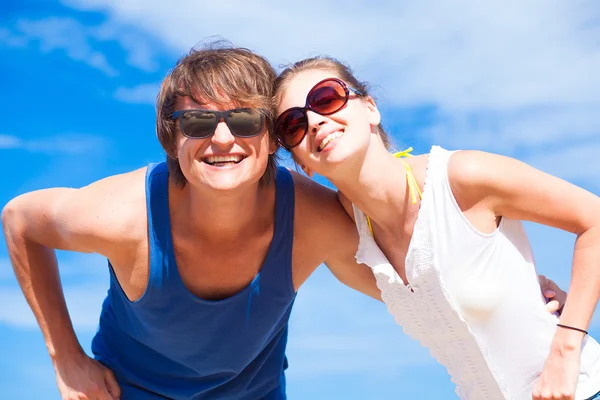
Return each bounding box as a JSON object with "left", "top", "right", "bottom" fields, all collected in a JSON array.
[
  {"left": 227, "top": 109, "right": 264, "bottom": 137},
  {"left": 308, "top": 80, "right": 347, "bottom": 115},
  {"left": 181, "top": 110, "right": 217, "bottom": 138},
  {"left": 276, "top": 109, "right": 307, "bottom": 148}
]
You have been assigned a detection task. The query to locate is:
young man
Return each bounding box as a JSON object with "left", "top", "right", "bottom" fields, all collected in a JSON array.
[{"left": 1, "top": 44, "right": 564, "bottom": 400}]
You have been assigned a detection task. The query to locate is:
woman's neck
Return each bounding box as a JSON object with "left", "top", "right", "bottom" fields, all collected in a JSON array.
[{"left": 330, "top": 143, "right": 412, "bottom": 236}]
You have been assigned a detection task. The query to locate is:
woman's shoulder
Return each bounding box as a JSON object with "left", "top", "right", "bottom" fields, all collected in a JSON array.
[{"left": 446, "top": 149, "right": 500, "bottom": 189}]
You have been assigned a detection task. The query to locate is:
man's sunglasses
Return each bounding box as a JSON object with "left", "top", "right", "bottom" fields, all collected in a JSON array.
[
  {"left": 274, "top": 78, "right": 363, "bottom": 150},
  {"left": 172, "top": 108, "right": 267, "bottom": 139}
]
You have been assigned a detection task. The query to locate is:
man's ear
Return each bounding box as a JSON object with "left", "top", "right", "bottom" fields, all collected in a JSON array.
[
  {"left": 365, "top": 96, "right": 381, "bottom": 126},
  {"left": 269, "top": 137, "right": 278, "bottom": 154}
]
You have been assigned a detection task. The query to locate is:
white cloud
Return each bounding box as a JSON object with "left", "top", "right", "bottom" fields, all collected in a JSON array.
[
  {"left": 1, "top": 17, "right": 162, "bottom": 76},
  {"left": 420, "top": 105, "right": 600, "bottom": 153},
  {"left": 0, "top": 134, "right": 108, "bottom": 154},
  {"left": 0, "top": 27, "right": 28, "bottom": 47},
  {"left": 11, "top": 17, "right": 118, "bottom": 76},
  {"left": 114, "top": 82, "right": 160, "bottom": 104},
  {"left": 0, "top": 134, "right": 23, "bottom": 149},
  {"left": 92, "top": 22, "right": 159, "bottom": 71},
  {"left": 60, "top": 0, "right": 600, "bottom": 151},
  {"left": 524, "top": 142, "right": 600, "bottom": 185}
]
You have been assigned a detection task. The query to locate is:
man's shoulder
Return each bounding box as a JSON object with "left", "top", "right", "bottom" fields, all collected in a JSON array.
[
  {"left": 288, "top": 170, "right": 338, "bottom": 209},
  {"left": 77, "top": 166, "right": 148, "bottom": 209},
  {"left": 286, "top": 170, "right": 359, "bottom": 280},
  {"left": 287, "top": 170, "right": 353, "bottom": 232},
  {"left": 1, "top": 165, "right": 151, "bottom": 258},
  {"left": 58, "top": 166, "right": 149, "bottom": 242}
]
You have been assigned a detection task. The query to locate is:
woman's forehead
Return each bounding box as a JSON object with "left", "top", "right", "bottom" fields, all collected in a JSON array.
[
  {"left": 289, "top": 69, "right": 340, "bottom": 89},
  {"left": 279, "top": 69, "right": 341, "bottom": 106}
]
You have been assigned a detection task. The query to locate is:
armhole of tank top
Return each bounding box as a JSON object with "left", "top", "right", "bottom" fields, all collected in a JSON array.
[
  {"left": 139, "top": 162, "right": 169, "bottom": 303},
  {"left": 439, "top": 148, "right": 504, "bottom": 238},
  {"left": 106, "top": 258, "right": 126, "bottom": 299},
  {"left": 278, "top": 167, "right": 296, "bottom": 296},
  {"left": 351, "top": 203, "right": 369, "bottom": 238},
  {"left": 103, "top": 164, "right": 162, "bottom": 305}
]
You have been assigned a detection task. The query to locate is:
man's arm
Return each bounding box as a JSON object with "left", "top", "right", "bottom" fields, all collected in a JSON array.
[
  {"left": 1, "top": 168, "right": 145, "bottom": 398},
  {"left": 325, "top": 249, "right": 382, "bottom": 301},
  {"left": 290, "top": 172, "right": 381, "bottom": 300},
  {"left": 325, "top": 190, "right": 381, "bottom": 300}
]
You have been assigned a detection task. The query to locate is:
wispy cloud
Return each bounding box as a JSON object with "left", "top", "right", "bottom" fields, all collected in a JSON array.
[
  {"left": 0, "top": 27, "right": 27, "bottom": 47},
  {"left": 62, "top": 0, "right": 600, "bottom": 152},
  {"left": 1, "top": 18, "right": 118, "bottom": 76},
  {"left": 114, "top": 83, "right": 160, "bottom": 104},
  {"left": 92, "top": 22, "right": 159, "bottom": 72},
  {"left": 0, "top": 134, "right": 108, "bottom": 154},
  {"left": 0, "top": 135, "right": 23, "bottom": 149},
  {"left": 0, "top": 16, "right": 163, "bottom": 76},
  {"left": 524, "top": 141, "right": 600, "bottom": 185},
  {"left": 422, "top": 105, "right": 600, "bottom": 153}
]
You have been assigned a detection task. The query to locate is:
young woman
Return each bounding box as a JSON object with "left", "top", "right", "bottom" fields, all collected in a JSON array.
[{"left": 273, "top": 57, "right": 600, "bottom": 400}]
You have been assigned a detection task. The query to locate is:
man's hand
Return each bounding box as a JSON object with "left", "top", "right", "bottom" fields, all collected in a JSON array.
[
  {"left": 539, "top": 274, "right": 567, "bottom": 315},
  {"left": 54, "top": 354, "right": 121, "bottom": 400}
]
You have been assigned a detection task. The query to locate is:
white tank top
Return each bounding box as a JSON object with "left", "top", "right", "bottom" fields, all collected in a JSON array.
[{"left": 352, "top": 145, "right": 600, "bottom": 399}]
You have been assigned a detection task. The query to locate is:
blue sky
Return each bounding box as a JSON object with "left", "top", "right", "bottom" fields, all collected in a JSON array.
[{"left": 1, "top": 0, "right": 600, "bottom": 398}]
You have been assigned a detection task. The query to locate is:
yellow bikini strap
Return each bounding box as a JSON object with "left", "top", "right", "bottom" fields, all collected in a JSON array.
[
  {"left": 366, "top": 147, "right": 422, "bottom": 236},
  {"left": 393, "top": 147, "right": 414, "bottom": 158},
  {"left": 394, "top": 147, "right": 423, "bottom": 204}
]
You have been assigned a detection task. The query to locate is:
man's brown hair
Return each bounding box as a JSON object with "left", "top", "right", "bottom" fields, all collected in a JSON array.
[{"left": 156, "top": 40, "right": 278, "bottom": 187}]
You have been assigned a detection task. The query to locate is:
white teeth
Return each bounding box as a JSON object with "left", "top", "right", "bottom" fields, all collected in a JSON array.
[
  {"left": 318, "top": 131, "right": 344, "bottom": 151},
  {"left": 204, "top": 155, "right": 244, "bottom": 164}
]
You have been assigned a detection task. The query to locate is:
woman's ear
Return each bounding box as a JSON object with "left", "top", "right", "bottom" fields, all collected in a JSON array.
[
  {"left": 300, "top": 163, "right": 314, "bottom": 178},
  {"left": 365, "top": 96, "right": 381, "bottom": 126},
  {"left": 290, "top": 152, "right": 314, "bottom": 177}
]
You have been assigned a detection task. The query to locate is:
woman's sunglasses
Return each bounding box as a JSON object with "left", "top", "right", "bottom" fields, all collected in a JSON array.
[
  {"left": 172, "top": 108, "right": 267, "bottom": 139},
  {"left": 275, "top": 78, "right": 363, "bottom": 150}
]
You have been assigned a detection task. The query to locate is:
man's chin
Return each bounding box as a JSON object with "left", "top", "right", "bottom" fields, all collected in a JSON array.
[
  {"left": 186, "top": 159, "right": 267, "bottom": 191},
  {"left": 199, "top": 171, "right": 259, "bottom": 192}
]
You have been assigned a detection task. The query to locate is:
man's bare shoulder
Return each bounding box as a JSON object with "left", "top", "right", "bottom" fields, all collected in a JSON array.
[
  {"left": 58, "top": 167, "right": 149, "bottom": 245},
  {"left": 289, "top": 171, "right": 339, "bottom": 214},
  {"left": 286, "top": 170, "right": 360, "bottom": 290},
  {"left": 3, "top": 166, "right": 149, "bottom": 257},
  {"left": 336, "top": 192, "right": 355, "bottom": 222},
  {"left": 289, "top": 170, "right": 356, "bottom": 234}
]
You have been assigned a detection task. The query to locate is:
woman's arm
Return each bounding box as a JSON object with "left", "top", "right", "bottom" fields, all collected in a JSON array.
[{"left": 448, "top": 150, "right": 600, "bottom": 400}]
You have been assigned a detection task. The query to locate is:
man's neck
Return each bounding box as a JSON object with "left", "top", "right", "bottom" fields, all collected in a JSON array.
[{"left": 169, "top": 179, "right": 274, "bottom": 243}]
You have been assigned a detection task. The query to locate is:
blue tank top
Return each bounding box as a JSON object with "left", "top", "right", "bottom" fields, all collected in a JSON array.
[{"left": 91, "top": 163, "right": 296, "bottom": 400}]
